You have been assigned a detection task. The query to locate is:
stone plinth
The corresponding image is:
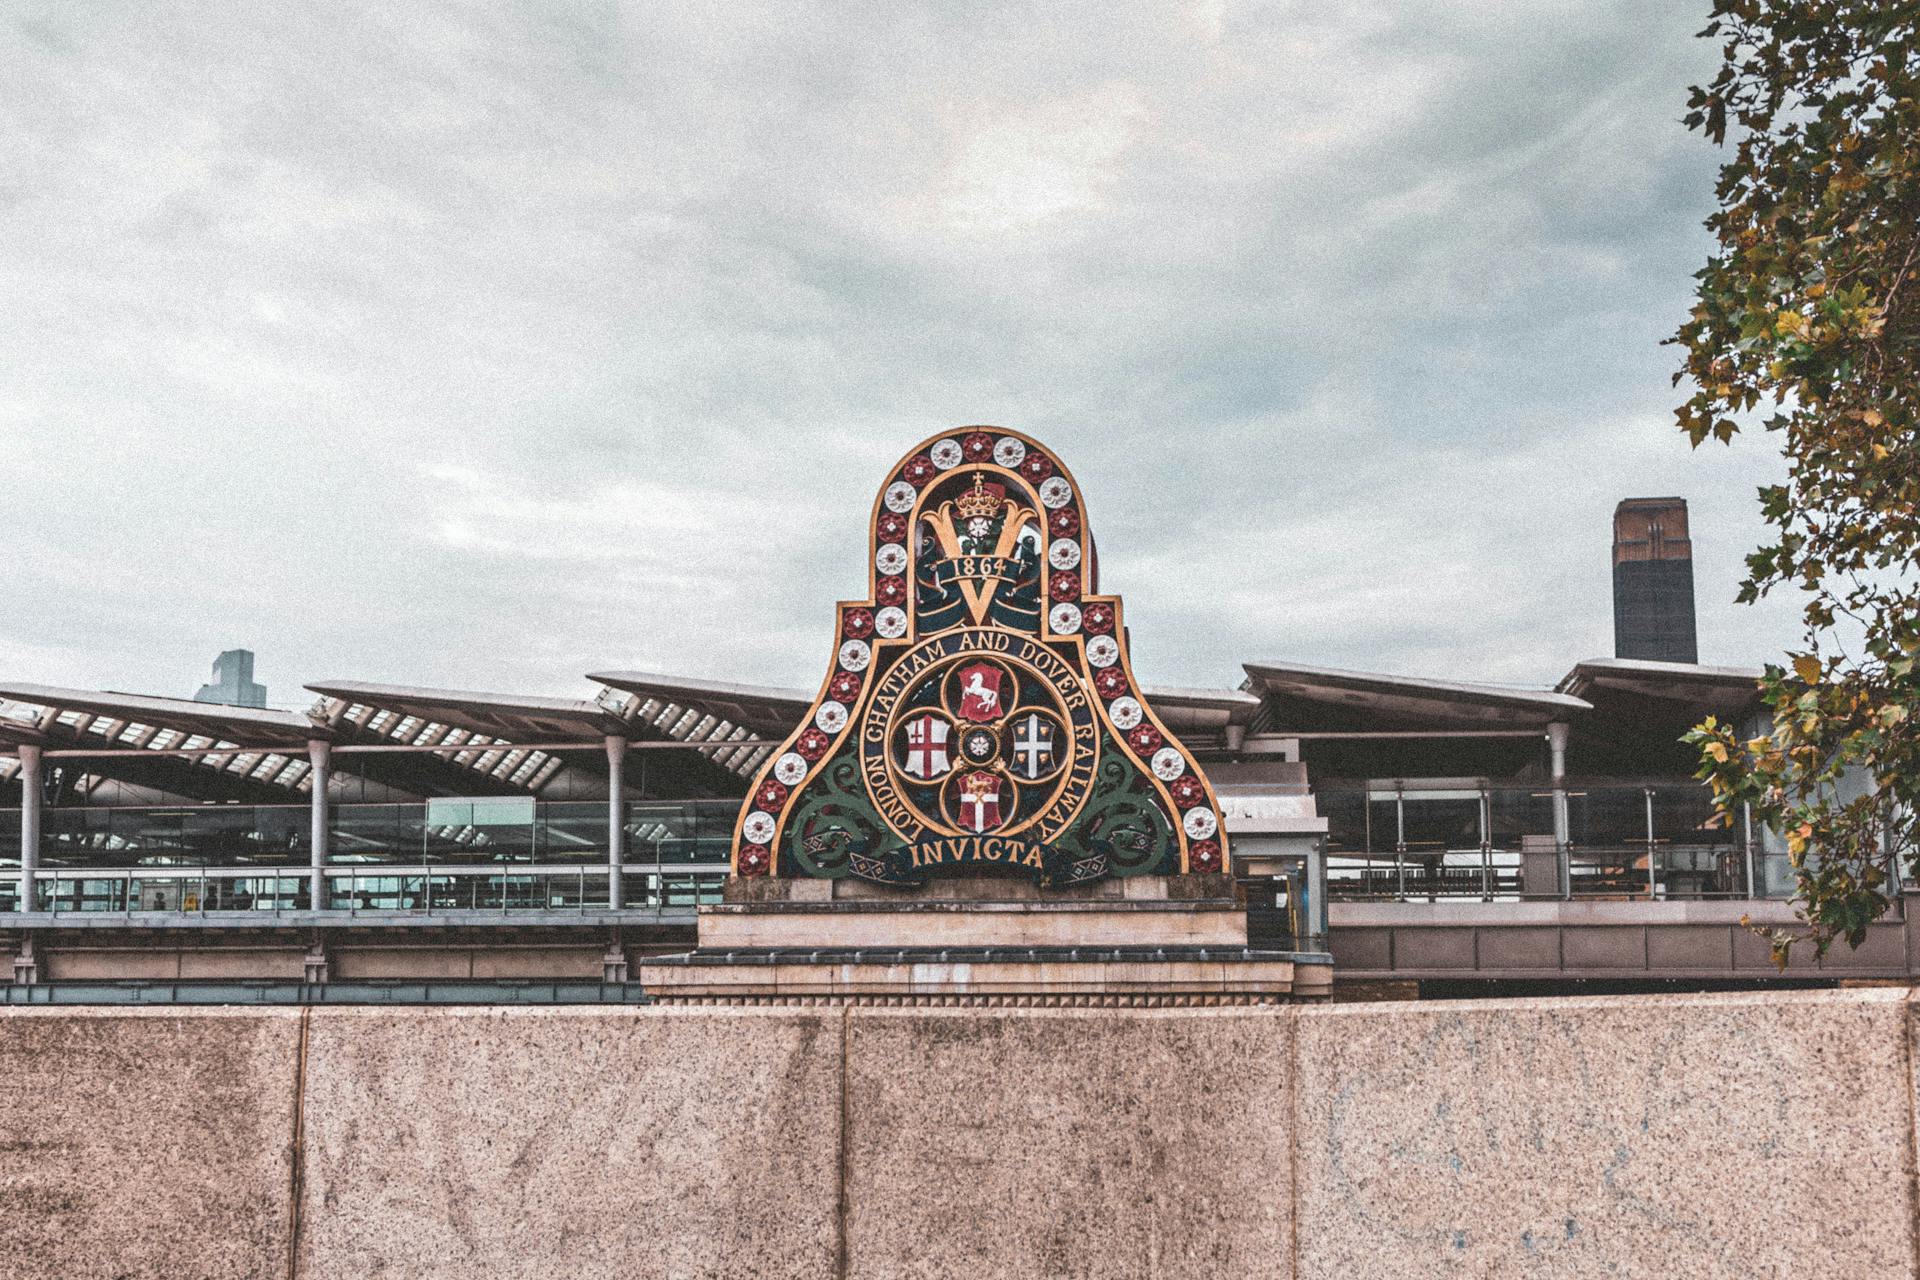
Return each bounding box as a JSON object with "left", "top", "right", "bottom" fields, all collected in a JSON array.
[
  {"left": 709, "top": 872, "right": 1246, "bottom": 948},
  {"left": 644, "top": 872, "right": 1331, "bottom": 1003},
  {"left": 639, "top": 947, "right": 1327, "bottom": 1004}
]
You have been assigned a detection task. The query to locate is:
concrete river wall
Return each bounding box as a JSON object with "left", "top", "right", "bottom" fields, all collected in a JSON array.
[{"left": 0, "top": 989, "right": 1914, "bottom": 1278}]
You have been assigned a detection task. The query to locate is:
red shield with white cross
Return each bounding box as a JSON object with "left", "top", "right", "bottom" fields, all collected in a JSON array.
[
  {"left": 955, "top": 662, "right": 1005, "bottom": 723},
  {"left": 954, "top": 771, "right": 1005, "bottom": 833}
]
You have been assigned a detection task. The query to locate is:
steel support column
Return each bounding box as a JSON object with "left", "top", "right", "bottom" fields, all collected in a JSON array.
[
  {"left": 1547, "top": 722, "right": 1571, "bottom": 899},
  {"left": 1394, "top": 787, "right": 1406, "bottom": 900},
  {"left": 307, "top": 740, "right": 330, "bottom": 911},
  {"left": 18, "top": 744, "right": 42, "bottom": 913},
  {"left": 606, "top": 735, "right": 628, "bottom": 910},
  {"left": 1644, "top": 786, "right": 1659, "bottom": 899},
  {"left": 1743, "top": 800, "right": 1757, "bottom": 898}
]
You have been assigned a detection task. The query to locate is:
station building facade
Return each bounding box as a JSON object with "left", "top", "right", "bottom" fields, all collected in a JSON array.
[{"left": 0, "top": 494, "right": 1909, "bottom": 997}]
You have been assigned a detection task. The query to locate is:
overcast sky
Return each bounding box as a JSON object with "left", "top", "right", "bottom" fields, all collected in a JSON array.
[{"left": 0, "top": 1, "right": 1801, "bottom": 706}]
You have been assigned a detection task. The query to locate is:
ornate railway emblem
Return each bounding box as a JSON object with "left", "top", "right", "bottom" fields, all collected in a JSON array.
[{"left": 731, "top": 428, "right": 1227, "bottom": 886}]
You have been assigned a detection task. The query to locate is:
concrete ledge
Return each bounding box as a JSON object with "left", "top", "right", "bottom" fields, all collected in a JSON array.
[
  {"left": 1329, "top": 899, "right": 1836, "bottom": 926},
  {"left": 2, "top": 989, "right": 1917, "bottom": 1277}
]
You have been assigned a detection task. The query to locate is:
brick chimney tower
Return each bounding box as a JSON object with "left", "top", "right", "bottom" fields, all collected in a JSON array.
[{"left": 1612, "top": 498, "right": 1699, "bottom": 663}]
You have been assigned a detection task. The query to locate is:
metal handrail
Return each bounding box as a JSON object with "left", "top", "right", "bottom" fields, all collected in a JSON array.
[{"left": 13, "top": 862, "right": 729, "bottom": 918}]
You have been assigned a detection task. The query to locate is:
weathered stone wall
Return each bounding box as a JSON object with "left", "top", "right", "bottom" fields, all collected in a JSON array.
[{"left": 0, "top": 990, "right": 1914, "bottom": 1278}]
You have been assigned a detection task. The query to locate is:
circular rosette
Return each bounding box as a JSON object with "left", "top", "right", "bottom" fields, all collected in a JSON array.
[{"left": 957, "top": 723, "right": 1000, "bottom": 766}]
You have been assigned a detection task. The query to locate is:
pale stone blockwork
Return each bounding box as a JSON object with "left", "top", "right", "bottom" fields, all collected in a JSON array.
[
  {"left": 1293, "top": 988, "right": 1920, "bottom": 1278},
  {"left": 0, "top": 990, "right": 1917, "bottom": 1278},
  {"left": 0, "top": 1007, "right": 302, "bottom": 1280},
  {"left": 842, "top": 1008, "right": 1293, "bottom": 1280},
  {"left": 295, "top": 1007, "right": 842, "bottom": 1280}
]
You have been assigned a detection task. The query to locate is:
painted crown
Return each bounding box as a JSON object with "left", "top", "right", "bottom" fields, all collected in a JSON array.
[{"left": 954, "top": 474, "right": 1002, "bottom": 520}]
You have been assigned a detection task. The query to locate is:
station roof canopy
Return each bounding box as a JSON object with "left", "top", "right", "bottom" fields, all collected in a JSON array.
[
  {"left": 1242, "top": 661, "right": 1592, "bottom": 731},
  {"left": 0, "top": 682, "right": 327, "bottom": 793},
  {"left": 589, "top": 672, "right": 809, "bottom": 741},
  {"left": 303, "top": 680, "right": 645, "bottom": 796},
  {"left": 1556, "top": 658, "right": 1763, "bottom": 718},
  {"left": 305, "top": 681, "right": 629, "bottom": 742},
  {"left": 1125, "top": 685, "right": 1260, "bottom": 745},
  {"left": 0, "top": 683, "right": 321, "bottom": 747}
]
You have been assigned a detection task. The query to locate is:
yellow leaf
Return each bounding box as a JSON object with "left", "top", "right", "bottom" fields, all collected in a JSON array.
[
  {"left": 1793, "top": 655, "right": 1822, "bottom": 684},
  {"left": 1705, "top": 740, "right": 1729, "bottom": 763}
]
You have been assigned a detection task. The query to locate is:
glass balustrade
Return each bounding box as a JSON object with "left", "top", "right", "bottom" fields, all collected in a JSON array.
[
  {"left": 1321, "top": 781, "right": 1764, "bottom": 903},
  {"left": 36, "top": 804, "right": 311, "bottom": 867},
  {"left": 0, "top": 799, "right": 735, "bottom": 915}
]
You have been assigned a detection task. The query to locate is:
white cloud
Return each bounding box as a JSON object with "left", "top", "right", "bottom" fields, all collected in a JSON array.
[{"left": 0, "top": 0, "right": 1798, "bottom": 705}]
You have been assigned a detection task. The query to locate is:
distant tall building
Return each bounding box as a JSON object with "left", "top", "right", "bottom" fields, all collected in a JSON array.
[
  {"left": 1612, "top": 498, "right": 1699, "bottom": 664},
  {"left": 194, "top": 649, "right": 267, "bottom": 708}
]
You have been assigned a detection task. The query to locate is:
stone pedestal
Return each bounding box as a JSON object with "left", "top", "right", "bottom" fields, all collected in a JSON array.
[{"left": 638, "top": 874, "right": 1332, "bottom": 1005}]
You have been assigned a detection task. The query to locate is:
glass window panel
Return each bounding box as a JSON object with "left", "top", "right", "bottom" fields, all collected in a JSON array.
[
  {"left": 1316, "top": 790, "right": 1367, "bottom": 856},
  {"left": 1487, "top": 789, "right": 1554, "bottom": 852},
  {"left": 536, "top": 802, "right": 607, "bottom": 864}
]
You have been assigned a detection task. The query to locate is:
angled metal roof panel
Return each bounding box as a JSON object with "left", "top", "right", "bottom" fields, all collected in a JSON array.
[
  {"left": 1242, "top": 661, "right": 1592, "bottom": 721},
  {"left": 305, "top": 681, "right": 625, "bottom": 740},
  {"left": 588, "top": 672, "right": 811, "bottom": 738},
  {"left": 1556, "top": 657, "right": 1763, "bottom": 692},
  {"left": 0, "top": 683, "right": 322, "bottom": 747},
  {"left": 1556, "top": 658, "right": 1763, "bottom": 713}
]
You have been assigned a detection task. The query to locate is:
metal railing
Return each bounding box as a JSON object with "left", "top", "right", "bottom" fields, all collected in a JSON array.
[
  {"left": 0, "top": 799, "right": 739, "bottom": 869},
  {"left": 1326, "top": 843, "right": 1757, "bottom": 902},
  {"left": 7, "top": 864, "right": 728, "bottom": 918},
  {"left": 1320, "top": 780, "right": 1769, "bottom": 903}
]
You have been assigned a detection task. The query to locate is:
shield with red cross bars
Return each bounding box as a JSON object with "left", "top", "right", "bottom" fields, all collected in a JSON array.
[
  {"left": 955, "top": 771, "right": 1005, "bottom": 833},
  {"left": 901, "top": 713, "right": 951, "bottom": 779}
]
